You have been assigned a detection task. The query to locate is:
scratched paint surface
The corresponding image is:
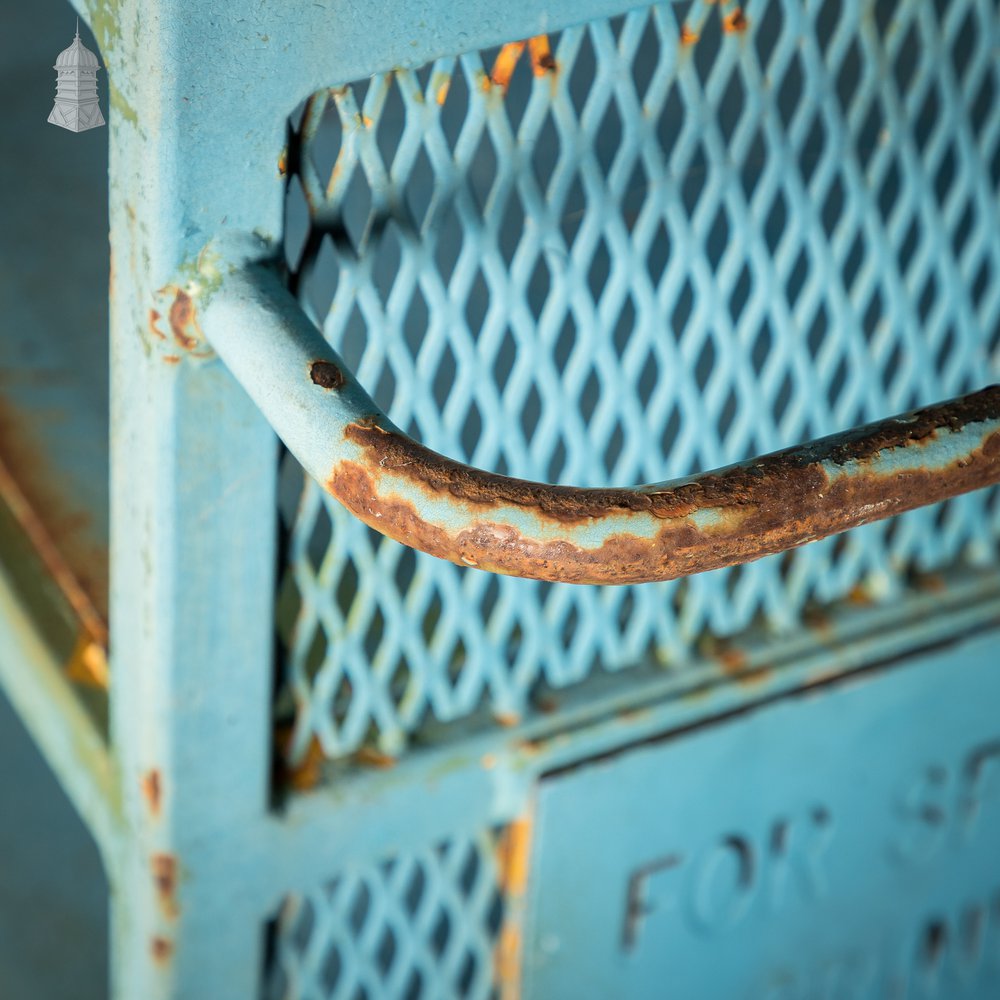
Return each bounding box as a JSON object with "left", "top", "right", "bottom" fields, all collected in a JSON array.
[{"left": 275, "top": 0, "right": 1000, "bottom": 769}]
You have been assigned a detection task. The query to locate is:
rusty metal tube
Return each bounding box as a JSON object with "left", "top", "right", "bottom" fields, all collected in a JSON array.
[{"left": 199, "top": 237, "right": 1000, "bottom": 585}]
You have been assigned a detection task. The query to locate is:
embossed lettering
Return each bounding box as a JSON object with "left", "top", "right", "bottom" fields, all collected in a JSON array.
[
  {"left": 622, "top": 807, "right": 833, "bottom": 949},
  {"left": 893, "top": 739, "right": 1000, "bottom": 863},
  {"left": 962, "top": 741, "right": 1000, "bottom": 838},
  {"left": 893, "top": 765, "right": 950, "bottom": 864},
  {"left": 691, "top": 834, "right": 755, "bottom": 930},
  {"left": 767, "top": 807, "right": 833, "bottom": 910}
]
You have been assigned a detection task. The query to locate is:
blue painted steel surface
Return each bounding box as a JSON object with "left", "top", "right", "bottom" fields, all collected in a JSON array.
[
  {"left": 0, "top": 0, "right": 997, "bottom": 996},
  {"left": 526, "top": 630, "right": 1000, "bottom": 999}
]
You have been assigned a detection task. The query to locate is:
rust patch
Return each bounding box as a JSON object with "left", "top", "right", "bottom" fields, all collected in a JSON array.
[
  {"left": 723, "top": 7, "right": 750, "bottom": 33},
  {"left": 282, "top": 734, "right": 325, "bottom": 791},
  {"left": 482, "top": 753, "right": 498, "bottom": 769},
  {"left": 435, "top": 76, "right": 451, "bottom": 106},
  {"left": 0, "top": 420, "right": 108, "bottom": 640},
  {"left": 494, "top": 816, "right": 534, "bottom": 997},
  {"left": 680, "top": 24, "right": 700, "bottom": 45},
  {"left": 330, "top": 385, "right": 1000, "bottom": 584},
  {"left": 310, "top": 360, "right": 345, "bottom": 390},
  {"left": 490, "top": 41, "right": 527, "bottom": 93},
  {"left": 151, "top": 854, "right": 179, "bottom": 919},
  {"left": 162, "top": 354, "right": 181, "bottom": 365},
  {"left": 493, "top": 710, "right": 521, "bottom": 728},
  {"left": 355, "top": 746, "right": 397, "bottom": 769},
  {"left": 496, "top": 816, "right": 533, "bottom": 896},
  {"left": 618, "top": 705, "right": 653, "bottom": 723},
  {"left": 167, "top": 288, "right": 201, "bottom": 350},
  {"left": 911, "top": 570, "right": 946, "bottom": 593},
  {"left": 737, "top": 665, "right": 772, "bottom": 687},
  {"left": 529, "top": 35, "right": 557, "bottom": 75},
  {"left": 142, "top": 770, "right": 162, "bottom": 818},
  {"left": 65, "top": 633, "right": 109, "bottom": 688},
  {"left": 151, "top": 936, "right": 173, "bottom": 965},
  {"left": 342, "top": 387, "right": 1000, "bottom": 511},
  {"left": 716, "top": 646, "right": 748, "bottom": 674},
  {"left": 803, "top": 605, "right": 832, "bottom": 631},
  {"left": 148, "top": 309, "right": 167, "bottom": 341},
  {"left": 277, "top": 147, "right": 288, "bottom": 177},
  {"left": 494, "top": 924, "right": 523, "bottom": 996}
]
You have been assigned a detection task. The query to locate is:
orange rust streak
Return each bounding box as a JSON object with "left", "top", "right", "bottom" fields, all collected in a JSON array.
[
  {"left": 496, "top": 816, "right": 533, "bottom": 896},
  {"left": 913, "top": 571, "right": 946, "bottom": 592},
  {"left": 494, "top": 924, "right": 523, "bottom": 996},
  {"left": 151, "top": 936, "right": 173, "bottom": 965},
  {"left": 528, "top": 35, "right": 557, "bottom": 76},
  {"left": 142, "top": 770, "right": 162, "bottom": 818},
  {"left": 151, "top": 854, "right": 179, "bottom": 919},
  {"left": 167, "top": 288, "right": 201, "bottom": 351},
  {"left": 65, "top": 633, "right": 110, "bottom": 689},
  {"left": 723, "top": 7, "right": 750, "bottom": 33},
  {"left": 490, "top": 41, "right": 527, "bottom": 93},
  {"left": 355, "top": 746, "right": 397, "bottom": 769},
  {"left": 716, "top": 647, "right": 748, "bottom": 675},
  {"left": 284, "top": 734, "right": 325, "bottom": 791},
  {"left": 494, "top": 816, "right": 534, "bottom": 997},
  {"left": 0, "top": 448, "right": 108, "bottom": 645},
  {"left": 680, "top": 24, "right": 700, "bottom": 45},
  {"left": 327, "top": 389, "right": 1000, "bottom": 585},
  {"left": 436, "top": 79, "right": 450, "bottom": 105},
  {"left": 737, "top": 666, "right": 773, "bottom": 688},
  {"left": 331, "top": 443, "right": 1000, "bottom": 584},
  {"left": 148, "top": 309, "right": 167, "bottom": 341}
]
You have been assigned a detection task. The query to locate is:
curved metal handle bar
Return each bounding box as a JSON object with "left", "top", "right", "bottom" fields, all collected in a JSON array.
[{"left": 200, "top": 238, "right": 1000, "bottom": 586}]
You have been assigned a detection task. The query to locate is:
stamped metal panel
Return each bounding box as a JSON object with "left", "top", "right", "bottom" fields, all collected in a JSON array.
[{"left": 525, "top": 628, "right": 1000, "bottom": 999}]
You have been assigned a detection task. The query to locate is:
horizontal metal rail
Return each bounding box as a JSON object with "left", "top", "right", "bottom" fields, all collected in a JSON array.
[{"left": 199, "top": 237, "right": 1000, "bottom": 585}]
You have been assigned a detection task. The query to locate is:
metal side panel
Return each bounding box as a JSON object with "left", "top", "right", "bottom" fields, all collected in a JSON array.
[{"left": 525, "top": 627, "right": 1000, "bottom": 1000}]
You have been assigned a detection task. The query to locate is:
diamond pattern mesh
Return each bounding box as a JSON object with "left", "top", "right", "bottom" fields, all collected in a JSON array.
[
  {"left": 264, "top": 832, "right": 506, "bottom": 1000},
  {"left": 276, "top": 0, "right": 1000, "bottom": 764}
]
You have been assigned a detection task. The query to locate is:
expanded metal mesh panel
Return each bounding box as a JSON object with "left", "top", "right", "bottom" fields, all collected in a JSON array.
[
  {"left": 264, "top": 831, "right": 508, "bottom": 1000},
  {"left": 276, "top": 0, "right": 1000, "bottom": 763}
]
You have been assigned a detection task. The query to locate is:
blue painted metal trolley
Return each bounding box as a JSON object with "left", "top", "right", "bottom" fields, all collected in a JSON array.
[{"left": 2, "top": 0, "right": 1000, "bottom": 995}]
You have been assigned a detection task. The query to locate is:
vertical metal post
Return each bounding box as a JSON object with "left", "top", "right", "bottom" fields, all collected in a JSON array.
[{"left": 101, "top": 1, "right": 284, "bottom": 994}]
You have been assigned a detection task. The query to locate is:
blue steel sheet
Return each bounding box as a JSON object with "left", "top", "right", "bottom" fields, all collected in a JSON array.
[{"left": 526, "top": 629, "right": 1000, "bottom": 999}]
